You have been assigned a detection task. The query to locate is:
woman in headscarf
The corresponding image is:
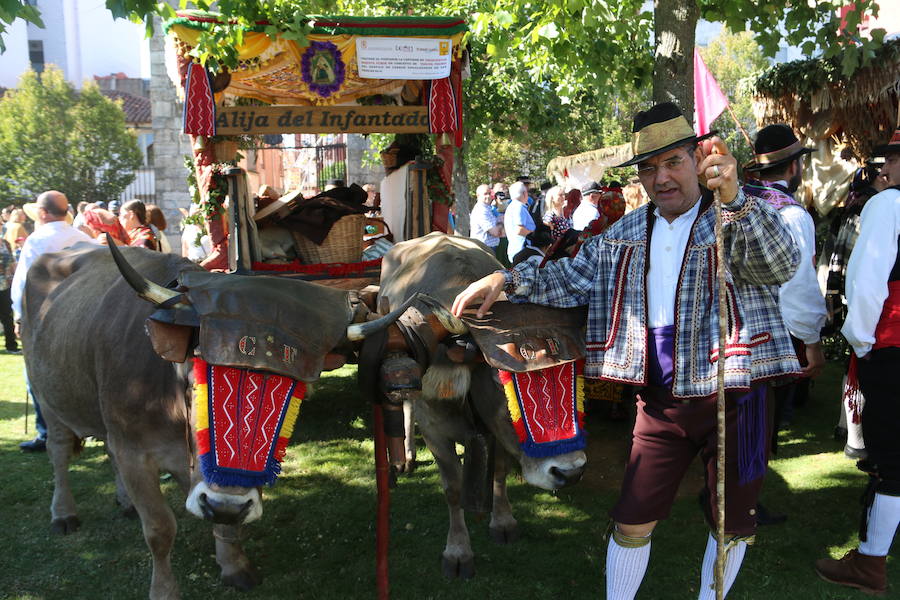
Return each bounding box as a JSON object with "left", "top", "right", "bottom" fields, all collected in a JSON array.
[
  {"left": 119, "top": 200, "right": 158, "bottom": 250},
  {"left": 83, "top": 206, "right": 129, "bottom": 245}
]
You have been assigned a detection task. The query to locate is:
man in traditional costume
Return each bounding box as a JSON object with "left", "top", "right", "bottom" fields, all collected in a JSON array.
[
  {"left": 815, "top": 127, "right": 900, "bottom": 597},
  {"left": 452, "top": 102, "right": 801, "bottom": 598},
  {"left": 741, "top": 126, "right": 827, "bottom": 524}
]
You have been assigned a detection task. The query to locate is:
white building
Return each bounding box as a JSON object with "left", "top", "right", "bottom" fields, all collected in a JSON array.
[{"left": 0, "top": 0, "right": 149, "bottom": 89}]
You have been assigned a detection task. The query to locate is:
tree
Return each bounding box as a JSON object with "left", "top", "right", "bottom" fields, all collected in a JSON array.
[{"left": 0, "top": 67, "right": 143, "bottom": 206}]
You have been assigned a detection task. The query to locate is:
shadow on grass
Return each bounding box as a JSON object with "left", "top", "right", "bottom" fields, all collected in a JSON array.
[
  {"left": 0, "top": 398, "right": 28, "bottom": 421},
  {"left": 0, "top": 360, "right": 894, "bottom": 599}
]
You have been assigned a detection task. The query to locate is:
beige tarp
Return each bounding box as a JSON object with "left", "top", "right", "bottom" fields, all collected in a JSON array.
[{"left": 546, "top": 144, "right": 632, "bottom": 189}]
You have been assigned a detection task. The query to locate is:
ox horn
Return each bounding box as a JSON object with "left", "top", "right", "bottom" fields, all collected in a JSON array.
[
  {"left": 106, "top": 233, "right": 184, "bottom": 307},
  {"left": 415, "top": 294, "right": 468, "bottom": 335},
  {"left": 346, "top": 293, "right": 467, "bottom": 341}
]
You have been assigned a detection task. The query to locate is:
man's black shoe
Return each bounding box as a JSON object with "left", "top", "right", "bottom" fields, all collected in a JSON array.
[
  {"left": 19, "top": 437, "right": 46, "bottom": 452},
  {"left": 755, "top": 502, "right": 787, "bottom": 526}
]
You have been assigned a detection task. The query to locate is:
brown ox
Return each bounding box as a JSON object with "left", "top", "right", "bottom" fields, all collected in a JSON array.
[
  {"left": 360, "top": 233, "right": 588, "bottom": 578},
  {"left": 21, "top": 242, "right": 428, "bottom": 599}
]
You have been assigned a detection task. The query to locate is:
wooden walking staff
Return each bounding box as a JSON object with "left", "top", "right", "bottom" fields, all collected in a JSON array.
[{"left": 711, "top": 148, "right": 728, "bottom": 600}]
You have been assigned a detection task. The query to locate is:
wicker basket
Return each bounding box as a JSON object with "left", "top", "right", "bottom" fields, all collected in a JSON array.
[{"left": 292, "top": 213, "right": 365, "bottom": 264}]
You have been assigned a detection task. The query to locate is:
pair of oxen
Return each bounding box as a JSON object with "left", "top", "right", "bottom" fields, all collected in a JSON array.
[{"left": 22, "top": 232, "right": 588, "bottom": 598}]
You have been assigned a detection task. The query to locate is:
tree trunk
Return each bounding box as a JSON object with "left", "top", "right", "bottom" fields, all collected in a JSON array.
[
  {"left": 453, "top": 140, "right": 471, "bottom": 236},
  {"left": 652, "top": 0, "right": 699, "bottom": 124}
]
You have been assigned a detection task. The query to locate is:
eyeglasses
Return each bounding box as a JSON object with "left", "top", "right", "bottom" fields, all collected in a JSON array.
[{"left": 637, "top": 154, "right": 689, "bottom": 178}]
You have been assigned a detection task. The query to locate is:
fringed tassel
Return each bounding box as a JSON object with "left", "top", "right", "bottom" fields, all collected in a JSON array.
[
  {"left": 199, "top": 452, "right": 283, "bottom": 488},
  {"left": 520, "top": 433, "right": 587, "bottom": 458},
  {"left": 737, "top": 386, "right": 767, "bottom": 485},
  {"left": 844, "top": 354, "right": 862, "bottom": 424}
]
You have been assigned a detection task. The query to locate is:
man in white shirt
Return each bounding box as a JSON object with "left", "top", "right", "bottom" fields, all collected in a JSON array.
[
  {"left": 12, "top": 190, "right": 96, "bottom": 451},
  {"left": 503, "top": 181, "right": 535, "bottom": 263},
  {"left": 743, "top": 125, "right": 827, "bottom": 417},
  {"left": 469, "top": 184, "right": 504, "bottom": 259},
  {"left": 572, "top": 181, "right": 602, "bottom": 230},
  {"left": 815, "top": 129, "right": 900, "bottom": 597}
]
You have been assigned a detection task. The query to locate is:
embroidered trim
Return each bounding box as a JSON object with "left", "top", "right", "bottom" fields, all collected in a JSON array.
[
  {"left": 585, "top": 246, "right": 633, "bottom": 352},
  {"left": 708, "top": 332, "right": 772, "bottom": 363},
  {"left": 504, "top": 268, "right": 522, "bottom": 294},
  {"left": 722, "top": 196, "right": 755, "bottom": 224}
]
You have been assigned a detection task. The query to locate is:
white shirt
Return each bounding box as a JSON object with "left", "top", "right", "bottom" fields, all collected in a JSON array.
[
  {"left": 504, "top": 200, "right": 535, "bottom": 261},
  {"left": 572, "top": 201, "right": 600, "bottom": 230},
  {"left": 842, "top": 188, "right": 900, "bottom": 357},
  {"left": 470, "top": 201, "right": 500, "bottom": 248},
  {"left": 11, "top": 220, "right": 96, "bottom": 319},
  {"left": 771, "top": 183, "right": 826, "bottom": 343},
  {"left": 647, "top": 199, "right": 701, "bottom": 328}
]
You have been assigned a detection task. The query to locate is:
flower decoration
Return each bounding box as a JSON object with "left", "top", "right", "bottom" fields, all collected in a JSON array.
[{"left": 300, "top": 41, "right": 346, "bottom": 98}]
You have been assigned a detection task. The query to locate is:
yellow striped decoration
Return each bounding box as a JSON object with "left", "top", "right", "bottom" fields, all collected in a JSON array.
[
  {"left": 576, "top": 375, "right": 585, "bottom": 415},
  {"left": 503, "top": 380, "right": 522, "bottom": 422},
  {"left": 194, "top": 383, "right": 209, "bottom": 430},
  {"left": 278, "top": 395, "right": 304, "bottom": 441}
]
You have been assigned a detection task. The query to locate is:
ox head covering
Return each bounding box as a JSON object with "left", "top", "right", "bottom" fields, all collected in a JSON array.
[
  {"left": 744, "top": 124, "right": 815, "bottom": 172},
  {"left": 873, "top": 127, "right": 900, "bottom": 156},
  {"left": 615, "top": 102, "right": 716, "bottom": 168}
]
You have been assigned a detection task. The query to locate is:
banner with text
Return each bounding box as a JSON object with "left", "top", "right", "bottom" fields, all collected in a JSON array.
[
  {"left": 214, "top": 105, "right": 430, "bottom": 134},
  {"left": 355, "top": 37, "right": 452, "bottom": 79}
]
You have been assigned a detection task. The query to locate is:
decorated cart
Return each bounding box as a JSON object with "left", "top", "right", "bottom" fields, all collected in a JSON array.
[
  {"left": 164, "top": 11, "right": 469, "bottom": 285},
  {"left": 164, "top": 13, "right": 470, "bottom": 598}
]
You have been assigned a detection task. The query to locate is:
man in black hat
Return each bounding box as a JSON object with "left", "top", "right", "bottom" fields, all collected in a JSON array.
[
  {"left": 572, "top": 181, "right": 603, "bottom": 230},
  {"left": 815, "top": 126, "right": 900, "bottom": 596},
  {"left": 452, "top": 102, "right": 801, "bottom": 598},
  {"left": 743, "top": 125, "right": 827, "bottom": 428}
]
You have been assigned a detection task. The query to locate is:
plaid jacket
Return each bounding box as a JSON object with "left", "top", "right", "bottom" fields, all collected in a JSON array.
[{"left": 504, "top": 189, "right": 802, "bottom": 399}]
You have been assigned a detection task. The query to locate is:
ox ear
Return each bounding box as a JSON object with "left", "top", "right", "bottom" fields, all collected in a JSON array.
[{"left": 146, "top": 319, "right": 194, "bottom": 363}]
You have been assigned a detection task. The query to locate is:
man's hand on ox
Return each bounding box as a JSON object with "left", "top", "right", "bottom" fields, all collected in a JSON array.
[
  {"left": 451, "top": 271, "right": 506, "bottom": 319},
  {"left": 698, "top": 137, "right": 739, "bottom": 204}
]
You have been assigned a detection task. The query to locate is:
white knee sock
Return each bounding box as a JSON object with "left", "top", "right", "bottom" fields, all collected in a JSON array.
[
  {"left": 859, "top": 493, "right": 900, "bottom": 556},
  {"left": 606, "top": 533, "right": 651, "bottom": 600},
  {"left": 698, "top": 533, "right": 747, "bottom": 599}
]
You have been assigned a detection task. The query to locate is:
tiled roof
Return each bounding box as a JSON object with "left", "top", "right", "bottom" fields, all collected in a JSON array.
[{"left": 101, "top": 90, "right": 151, "bottom": 125}]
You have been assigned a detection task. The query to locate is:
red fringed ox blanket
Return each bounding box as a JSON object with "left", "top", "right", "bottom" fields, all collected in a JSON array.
[
  {"left": 498, "top": 361, "right": 586, "bottom": 458},
  {"left": 193, "top": 358, "right": 305, "bottom": 487}
]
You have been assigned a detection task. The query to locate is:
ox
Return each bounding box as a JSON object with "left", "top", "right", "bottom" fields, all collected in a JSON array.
[
  {"left": 21, "top": 242, "right": 433, "bottom": 599},
  {"left": 360, "top": 233, "right": 588, "bottom": 578}
]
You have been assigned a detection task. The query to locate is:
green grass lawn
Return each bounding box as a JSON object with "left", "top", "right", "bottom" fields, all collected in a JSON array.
[{"left": 0, "top": 354, "right": 891, "bottom": 599}]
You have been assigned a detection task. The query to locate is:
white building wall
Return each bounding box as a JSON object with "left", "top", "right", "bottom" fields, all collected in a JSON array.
[
  {"left": 76, "top": 0, "right": 146, "bottom": 84},
  {"left": 0, "top": 0, "right": 147, "bottom": 89},
  {"left": 0, "top": 20, "right": 32, "bottom": 88},
  {"left": 27, "top": 0, "right": 68, "bottom": 74}
]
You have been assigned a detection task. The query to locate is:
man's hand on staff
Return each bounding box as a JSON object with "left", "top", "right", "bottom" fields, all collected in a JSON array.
[
  {"left": 698, "top": 137, "right": 739, "bottom": 204},
  {"left": 451, "top": 271, "right": 506, "bottom": 318}
]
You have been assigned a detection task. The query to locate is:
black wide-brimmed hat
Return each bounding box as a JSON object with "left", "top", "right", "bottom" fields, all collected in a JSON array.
[
  {"left": 743, "top": 124, "right": 815, "bottom": 172},
  {"left": 873, "top": 127, "right": 900, "bottom": 156},
  {"left": 615, "top": 102, "right": 716, "bottom": 168}
]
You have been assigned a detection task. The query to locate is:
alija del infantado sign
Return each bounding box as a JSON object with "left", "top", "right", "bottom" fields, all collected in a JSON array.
[{"left": 214, "top": 105, "right": 430, "bottom": 134}]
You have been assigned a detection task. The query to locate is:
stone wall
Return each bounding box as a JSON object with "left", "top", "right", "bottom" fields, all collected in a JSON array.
[{"left": 149, "top": 18, "right": 190, "bottom": 243}]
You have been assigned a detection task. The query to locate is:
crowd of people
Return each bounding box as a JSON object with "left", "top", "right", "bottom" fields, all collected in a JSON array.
[
  {"left": 469, "top": 175, "right": 627, "bottom": 269},
  {"left": 0, "top": 192, "right": 200, "bottom": 452},
  {"left": 455, "top": 102, "right": 900, "bottom": 598}
]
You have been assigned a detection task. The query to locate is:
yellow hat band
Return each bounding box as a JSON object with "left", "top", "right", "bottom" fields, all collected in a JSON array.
[{"left": 631, "top": 115, "right": 696, "bottom": 158}]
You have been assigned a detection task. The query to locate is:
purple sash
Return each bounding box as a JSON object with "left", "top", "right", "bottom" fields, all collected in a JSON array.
[{"left": 646, "top": 326, "right": 767, "bottom": 484}]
